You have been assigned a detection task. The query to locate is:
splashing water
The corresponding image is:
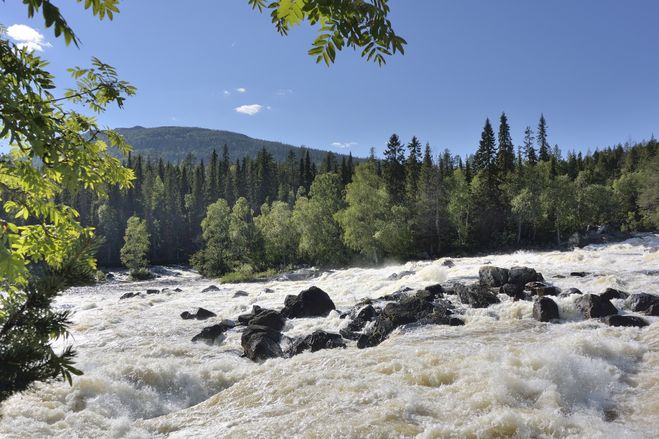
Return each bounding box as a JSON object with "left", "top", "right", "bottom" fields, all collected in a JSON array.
[{"left": 1, "top": 235, "right": 658, "bottom": 438}]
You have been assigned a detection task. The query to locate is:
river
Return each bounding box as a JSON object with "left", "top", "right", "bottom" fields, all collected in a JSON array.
[{"left": 1, "top": 235, "right": 658, "bottom": 438}]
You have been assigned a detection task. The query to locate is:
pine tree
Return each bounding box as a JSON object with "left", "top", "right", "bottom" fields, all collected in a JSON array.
[
  {"left": 496, "top": 112, "right": 515, "bottom": 175},
  {"left": 537, "top": 114, "right": 550, "bottom": 161},
  {"left": 383, "top": 133, "right": 406, "bottom": 203}
]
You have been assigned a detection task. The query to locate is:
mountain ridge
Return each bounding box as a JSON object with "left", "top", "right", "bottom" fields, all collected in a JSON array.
[{"left": 114, "top": 126, "right": 358, "bottom": 164}]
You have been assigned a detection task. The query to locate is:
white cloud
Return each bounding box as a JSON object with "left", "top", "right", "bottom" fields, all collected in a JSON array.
[
  {"left": 235, "top": 104, "right": 263, "bottom": 116},
  {"left": 7, "top": 24, "right": 51, "bottom": 52},
  {"left": 223, "top": 90, "right": 231, "bottom": 96},
  {"left": 332, "top": 141, "right": 358, "bottom": 149},
  {"left": 236, "top": 87, "right": 247, "bottom": 93}
]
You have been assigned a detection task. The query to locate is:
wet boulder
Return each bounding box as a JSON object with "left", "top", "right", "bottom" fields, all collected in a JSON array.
[
  {"left": 500, "top": 283, "right": 525, "bottom": 300},
  {"left": 288, "top": 330, "right": 346, "bottom": 356},
  {"left": 241, "top": 325, "right": 283, "bottom": 361},
  {"left": 455, "top": 283, "right": 500, "bottom": 308},
  {"left": 570, "top": 272, "right": 589, "bottom": 278},
  {"left": 423, "top": 284, "right": 445, "bottom": 298},
  {"left": 559, "top": 287, "right": 583, "bottom": 298},
  {"left": 282, "top": 286, "right": 336, "bottom": 318},
  {"left": 625, "top": 293, "right": 659, "bottom": 316},
  {"left": 237, "top": 305, "right": 264, "bottom": 325},
  {"left": 119, "top": 292, "right": 139, "bottom": 300},
  {"left": 249, "top": 309, "right": 285, "bottom": 331},
  {"left": 201, "top": 285, "right": 220, "bottom": 293},
  {"left": 180, "top": 307, "right": 217, "bottom": 320},
  {"left": 601, "top": 315, "right": 649, "bottom": 328},
  {"left": 347, "top": 304, "right": 378, "bottom": 332},
  {"left": 479, "top": 266, "right": 509, "bottom": 287},
  {"left": 442, "top": 259, "right": 455, "bottom": 268},
  {"left": 146, "top": 289, "right": 160, "bottom": 295},
  {"left": 576, "top": 294, "right": 618, "bottom": 319},
  {"left": 379, "top": 286, "right": 413, "bottom": 301},
  {"left": 358, "top": 296, "right": 454, "bottom": 348},
  {"left": 387, "top": 270, "right": 415, "bottom": 280},
  {"left": 173, "top": 287, "right": 183, "bottom": 292},
  {"left": 533, "top": 297, "right": 559, "bottom": 322},
  {"left": 509, "top": 266, "right": 543, "bottom": 286},
  {"left": 191, "top": 320, "right": 235, "bottom": 343},
  {"left": 233, "top": 290, "right": 249, "bottom": 298},
  {"left": 600, "top": 288, "right": 629, "bottom": 301},
  {"left": 525, "top": 282, "right": 560, "bottom": 297}
]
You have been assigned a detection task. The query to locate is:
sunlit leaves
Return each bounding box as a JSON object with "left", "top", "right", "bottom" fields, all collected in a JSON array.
[{"left": 249, "top": 0, "right": 406, "bottom": 66}]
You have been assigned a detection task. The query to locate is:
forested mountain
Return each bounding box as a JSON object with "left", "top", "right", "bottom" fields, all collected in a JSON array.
[
  {"left": 66, "top": 114, "right": 658, "bottom": 273},
  {"left": 114, "top": 126, "right": 356, "bottom": 163}
]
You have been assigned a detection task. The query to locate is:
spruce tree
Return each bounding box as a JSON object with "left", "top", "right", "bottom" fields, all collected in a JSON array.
[
  {"left": 383, "top": 133, "right": 406, "bottom": 203},
  {"left": 473, "top": 118, "right": 496, "bottom": 177},
  {"left": 524, "top": 126, "right": 537, "bottom": 165},
  {"left": 537, "top": 114, "right": 550, "bottom": 162},
  {"left": 496, "top": 112, "right": 515, "bottom": 175},
  {"left": 404, "top": 136, "right": 422, "bottom": 203}
]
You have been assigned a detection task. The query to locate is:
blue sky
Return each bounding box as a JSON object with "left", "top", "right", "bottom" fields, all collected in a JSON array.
[{"left": 2, "top": 0, "right": 658, "bottom": 158}]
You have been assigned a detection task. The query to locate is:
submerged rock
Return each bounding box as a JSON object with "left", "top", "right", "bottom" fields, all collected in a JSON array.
[
  {"left": 500, "top": 283, "right": 525, "bottom": 300},
  {"left": 508, "top": 266, "right": 543, "bottom": 286},
  {"left": 387, "top": 270, "right": 415, "bottom": 280},
  {"left": 347, "top": 304, "right": 379, "bottom": 332},
  {"left": 602, "top": 315, "right": 649, "bottom": 328},
  {"left": 180, "top": 307, "right": 217, "bottom": 320},
  {"left": 576, "top": 294, "right": 618, "bottom": 319},
  {"left": 288, "top": 330, "right": 346, "bottom": 356},
  {"left": 525, "top": 282, "right": 560, "bottom": 297},
  {"left": 533, "top": 297, "right": 559, "bottom": 322},
  {"left": 625, "top": 293, "right": 659, "bottom": 316},
  {"left": 282, "top": 286, "right": 336, "bottom": 318},
  {"left": 441, "top": 259, "right": 455, "bottom": 267},
  {"left": 559, "top": 287, "right": 583, "bottom": 298},
  {"left": 358, "top": 296, "right": 456, "bottom": 348},
  {"left": 173, "top": 287, "right": 183, "bottom": 292},
  {"left": 570, "top": 272, "right": 589, "bottom": 277},
  {"left": 191, "top": 320, "right": 234, "bottom": 343},
  {"left": 119, "top": 292, "right": 139, "bottom": 300},
  {"left": 146, "top": 289, "right": 160, "bottom": 295},
  {"left": 423, "top": 284, "right": 445, "bottom": 298},
  {"left": 455, "top": 283, "right": 500, "bottom": 308},
  {"left": 233, "top": 290, "right": 249, "bottom": 298},
  {"left": 201, "top": 285, "right": 220, "bottom": 293},
  {"left": 478, "top": 266, "right": 509, "bottom": 287},
  {"left": 600, "top": 288, "right": 629, "bottom": 301},
  {"left": 241, "top": 325, "right": 283, "bottom": 361}
]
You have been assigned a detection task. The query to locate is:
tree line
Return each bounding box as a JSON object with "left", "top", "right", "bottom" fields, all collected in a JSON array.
[{"left": 65, "top": 113, "right": 658, "bottom": 278}]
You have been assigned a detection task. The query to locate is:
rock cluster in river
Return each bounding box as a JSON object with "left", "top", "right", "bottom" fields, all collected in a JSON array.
[{"left": 177, "top": 263, "right": 655, "bottom": 362}]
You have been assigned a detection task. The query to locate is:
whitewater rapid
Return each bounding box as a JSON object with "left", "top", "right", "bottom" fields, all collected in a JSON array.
[{"left": 1, "top": 235, "right": 658, "bottom": 438}]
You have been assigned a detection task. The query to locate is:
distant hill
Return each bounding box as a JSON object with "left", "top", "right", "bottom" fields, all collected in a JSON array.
[{"left": 114, "top": 126, "right": 355, "bottom": 164}]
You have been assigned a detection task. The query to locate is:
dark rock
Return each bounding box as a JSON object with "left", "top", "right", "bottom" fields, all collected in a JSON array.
[
  {"left": 500, "top": 283, "right": 525, "bottom": 300},
  {"left": 508, "top": 266, "right": 542, "bottom": 286},
  {"left": 105, "top": 273, "right": 115, "bottom": 280},
  {"left": 600, "top": 288, "right": 629, "bottom": 301},
  {"left": 443, "top": 287, "right": 456, "bottom": 296},
  {"left": 195, "top": 308, "right": 217, "bottom": 320},
  {"left": 275, "top": 267, "right": 320, "bottom": 282},
  {"left": 347, "top": 304, "right": 378, "bottom": 332},
  {"left": 416, "top": 289, "right": 436, "bottom": 302},
  {"left": 442, "top": 259, "right": 455, "bottom": 267},
  {"left": 455, "top": 283, "right": 501, "bottom": 308},
  {"left": 602, "top": 315, "right": 649, "bottom": 328},
  {"left": 249, "top": 309, "right": 285, "bottom": 331},
  {"left": 625, "top": 293, "right": 659, "bottom": 316},
  {"left": 379, "top": 286, "right": 413, "bottom": 301},
  {"left": 449, "top": 317, "right": 465, "bottom": 326},
  {"left": 559, "top": 287, "right": 583, "bottom": 298},
  {"left": 570, "top": 272, "right": 589, "bottom": 277},
  {"left": 119, "top": 292, "right": 139, "bottom": 300},
  {"left": 241, "top": 325, "right": 283, "bottom": 361},
  {"left": 576, "top": 294, "right": 618, "bottom": 319},
  {"left": 423, "top": 284, "right": 445, "bottom": 298},
  {"left": 237, "top": 305, "right": 264, "bottom": 325},
  {"left": 339, "top": 328, "right": 362, "bottom": 341},
  {"left": 233, "top": 290, "right": 249, "bottom": 298},
  {"left": 525, "top": 282, "right": 560, "bottom": 297},
  {"left": 359, "top": 296, "right": 454, "bottom": 348},
  {"left": 146, "top": 289, "right": 160, "bottom": 295},
  {"left": 387, "top": 270, "right": 415, "bottom": 280},
  {"left": 478, "top": 266, "right": 509, "bottom": 287},
  {"left": 568, "top": 226, "right": 631, "bottom": 249},
  {"left": 173, "top": 287, "right": 183, "bottom": 292},
  {"left": 201, "top": 285, "right": 220, "bottom": 293},
  {"left": 282, "top": 286, "right": 336, "bottom": 318},
  {"left": 180, "top": 311, "right": 193, "bottom": 320},
  {"left": 288, "top": 330, "right": 346, "bottom": 356},
  {"left": 191, "top": 322, "right": 233, "bottom": 343},
  {"left": 263, "top": 288, "right": 274, "bottom": 294},
  {"left": 533, "top": 297, "right": 559, "bottom": 322}
]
